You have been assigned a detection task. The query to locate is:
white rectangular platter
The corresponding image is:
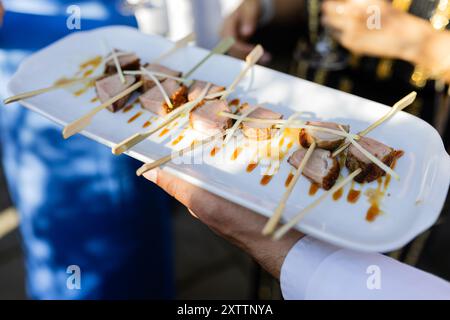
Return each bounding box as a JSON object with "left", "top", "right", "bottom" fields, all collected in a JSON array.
[{"left": 7, "top": 26, "right": 450, "bottom": 252}]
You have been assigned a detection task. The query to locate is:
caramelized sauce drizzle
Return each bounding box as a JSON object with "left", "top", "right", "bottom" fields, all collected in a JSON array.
[
  {"left": 231, "top": 147, "right": 243, "bottom": 161},
  {"left": 90, "top": 97, "right": 99, "bottom": 103},
  {"left": 79, "top": 56, "right": 102, "bottom": 70},
  {"left": 332, "top": 187, "right": 344, "bottom": 201},
  {"left": 347, "top": 181, "right": 361, "bottom": 204},
  {"left": 365, "top": 157, "right": 400, "bottom": 222},
  {"left": 309, "top": 183, "right": 319, "bottom": 196},
  {"left": 229, "top": 99, "right": 240, "bottom": 107},
  {"left": 171, "top": 135, "right": 185, "bottom": 146},
  {"left": 260, "top": 175, "right": 273, "bottom": 186},
  {"left": 246, "top": 163, "right": 258, "bottom": 173},
  {"left": 142, "top": 121, "right": 152, "bottom": 128},
  {"left": 285, "top": 173, "right": 294, "bottom": 188},
  {"left": 128, "top": 111, "right": 142, "bottom": 123},
  {"left": 159, "top": 128, "right": 170, "bottom": 137},
  {"left": 122, "top": 105, "right": 134, "bottom": 113},
  {"left": 210, "top": 146, "right": 220, "bottom": 157}
]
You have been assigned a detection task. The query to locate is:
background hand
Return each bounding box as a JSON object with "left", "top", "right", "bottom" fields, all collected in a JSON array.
[
  {"left": 221, "top": 0, "right": 272, "bottom": 64},
  {"left": 322, "top": 0, "right": 430, "bottom": 61},
  {"left": 143, "top": 168, "right": 303, "bottom": 279}
]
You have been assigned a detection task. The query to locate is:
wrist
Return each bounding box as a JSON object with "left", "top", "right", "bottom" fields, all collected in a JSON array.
[{"left": 400, "top": 16, "right": 434, "bottom": 65}]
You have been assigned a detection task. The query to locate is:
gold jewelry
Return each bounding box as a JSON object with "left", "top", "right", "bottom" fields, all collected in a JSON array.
[{"left": 410, "top": 0, "right": 450, "bottom": 87}]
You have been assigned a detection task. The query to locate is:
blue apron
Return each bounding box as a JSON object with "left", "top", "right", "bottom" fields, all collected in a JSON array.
[{"left": 0, "top": 0, "right": 174, "bottom": 299}]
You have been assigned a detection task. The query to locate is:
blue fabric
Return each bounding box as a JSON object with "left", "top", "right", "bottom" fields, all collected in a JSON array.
[{"left": 0, "top": 1, "right": 174, "bottom": 299}]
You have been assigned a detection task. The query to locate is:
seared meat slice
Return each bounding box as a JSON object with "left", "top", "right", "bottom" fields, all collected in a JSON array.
[
  {"left": 95, "top": 74, "right": 137, "bottom": 112},
  {"left": 189, "top": 100, "right": 233, "bottom": 136},
  {"left": 104, "top": 50, "right": 140, "bottom": 74},
  {"left": 300, "top": 121, "right": 350, "bottom": 151},
  {"left": 288, "top": 148, "right": 340, "bottom": 190},
  {"left": 239, "top": 104, "right": 283, "bottom": 140},
  {"left": 140, "top": 63, "right": 182, "bottom": 92},
  {"left": 346, "top": 136, "right": 403, "bottom": 183},
  {"left": 139, "top": 79, "right": 187, "bottom": 116},
  {"left": 188, "top": 80, "right": 226, "bottom": 102}
]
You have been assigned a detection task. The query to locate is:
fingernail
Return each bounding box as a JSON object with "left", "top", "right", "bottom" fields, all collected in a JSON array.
[
  {"left": 260, "top": 52, "right": 272, "bottom": 64},
  {"left": 241, "top": 24, "right": 253, "bottom": 36},
  {"left": 143, "top": 168, "right": 158, "bottom": 183}
]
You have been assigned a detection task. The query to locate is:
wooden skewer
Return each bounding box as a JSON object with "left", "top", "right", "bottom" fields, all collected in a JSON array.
[
  {"left": 62, "top": 80, "right": 143, "bottom": 139},
  {"left": 152, "top": 32, "right": 196, "bottom": 64},
  {"left": 114, "top": 41, "right": 258, "bottom": 155},
  {"left": 221, "top": 44, "right": 264, "bottom": 100},
  {"left": 103, "top": 39, "right": 125, "bottom": 84},
  {"left": 3, "top": 33, "right": 196, "bottom": 106},
  {"left": 112, "top": 83, "right": 212, "bottom": 155},
  {"left": 332, "top": 91, "right": 417, "bottom": 158},
  {"left": 3, "top": 77, "right": 98, "bottom": 105},
  {"left": 136, "top": 131, "right": 226, "bottom": 176},
  {"left": 273, "top": 168, "right": 362, "bottom": 240},
  {"left": 262, "top": 141, "right": 317, "bottom": 235}
]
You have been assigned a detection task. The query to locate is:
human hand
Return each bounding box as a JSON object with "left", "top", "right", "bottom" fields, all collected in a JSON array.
[
  {"left": 143, "top": 168, "right": 303, "bottom": 279},
  {"left": 321, "top": 0, "right": 431, "bottom": 61},
  {"left": 221, "top": 0, "right": 272, "bottom": 64}
]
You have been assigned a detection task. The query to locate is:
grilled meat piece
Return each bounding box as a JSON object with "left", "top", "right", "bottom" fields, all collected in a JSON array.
[
  {"left": 189, "top": 100, "right": 233, "bottom": 136},
  {"left": 300, "top": 121, "right": 350, "bottom": 151},
  {"left": 188, "top": 80, "right": 226, "bottom": 102},
  {"left": 239, "top": 104, "right": 283, "bottom": 140},
  {"left": 140, "top": 63, "right": 182, "bottom": 92},
  {"left": 346, "top": 136, "right": 403, "bottom": 183},
  {"left": 104, "top": 50, "right": 140, "bottom": 75},
  {"left": 288, "top": 148, "right": 340, "bottom": 190},
  {"left": 95, "top": 74, "right": 137, "bottom": 112},
  {"left": 139, "top": 79, "right": 187, "bottom": 116}
]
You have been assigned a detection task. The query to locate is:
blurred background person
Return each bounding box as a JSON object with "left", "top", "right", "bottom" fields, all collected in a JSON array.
[
  {"left": 221, "top": 0, "right": 450, "bottom": 283},
  {"left": 0, "top": 0, "right": 174, "bottom": 299}
]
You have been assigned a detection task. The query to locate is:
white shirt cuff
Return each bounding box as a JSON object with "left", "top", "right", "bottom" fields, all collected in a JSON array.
[{"left": 280, "top": 236, "right": 340, "bottom": 300}]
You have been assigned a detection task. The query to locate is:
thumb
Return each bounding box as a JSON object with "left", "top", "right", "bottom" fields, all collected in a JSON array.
[{"left": 240, "top": 3, "right": 259, "bottom": 37}]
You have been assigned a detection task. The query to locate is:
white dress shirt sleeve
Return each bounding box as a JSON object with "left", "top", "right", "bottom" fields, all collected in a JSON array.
[{"left": 280, "top": 236, "right": 450, "bottom": 300}]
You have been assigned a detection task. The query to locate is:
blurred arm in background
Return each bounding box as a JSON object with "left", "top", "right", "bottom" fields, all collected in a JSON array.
[
  {"left": 221, "top": 0, "right": 305, "bottom": 62},
  {"left": 322, "top": 0, "right": 450, "bottom": 83},
  {"left": 0, "top": 1, "right": 4, "bottom": 26},
  {"left": 143, "top": 168, "right": 450, "bottom": 299}
]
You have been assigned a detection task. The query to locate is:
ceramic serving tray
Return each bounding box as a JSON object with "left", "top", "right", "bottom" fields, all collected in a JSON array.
[{"left": 7, "top": 26, "right": 450, "bottom": 252}]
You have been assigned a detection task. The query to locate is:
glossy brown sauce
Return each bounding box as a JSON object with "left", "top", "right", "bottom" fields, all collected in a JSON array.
[
  {"left": 142, "top": 121, "right": 152, "bottom": 128},
  {"left": 347, "top": 189, "right": 361, "bottom": 203},
  {"left": 229, "top": 99, "right": 240, "bottom": 107},
  {"left": 79, "top": 56, "right": 102, "bottom": 70},
  {"left": 122, "top": 105, "right": 134, "bottom": 113},
  {"left": 332, "top": 188, "right": 344, "bottom": 201},
  {"left": 159, "top": 128, "right": 170, "bottom": 137},
  {"left": 54, "top": 77, "right": 72, "bottom": 86},
  {"left": 231, "top": 147, "right": 242, "bottom": 161},
  {"left": 365, "top": 178, "right": 384, "bottom": 222},
  {"left": 309, "top": 183, "right": 319, "bottom": 196},
  {"left": 246, "top": 163, "right": 258, "bottom": 173},
  {"left": 171, "top": 135, "right": 185, "bottom": 146},
  {"left": 260, "top": 175, "right": 273, "bottom": 186},
  {"left": 127, "top": 111, "right": 142, "bottom": 123},
  {"left": 285, "top": 173, "right": 294, "bottom": 188},
  {"left": 210, "top": 147, "right": 220, "bottom": 157}
]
